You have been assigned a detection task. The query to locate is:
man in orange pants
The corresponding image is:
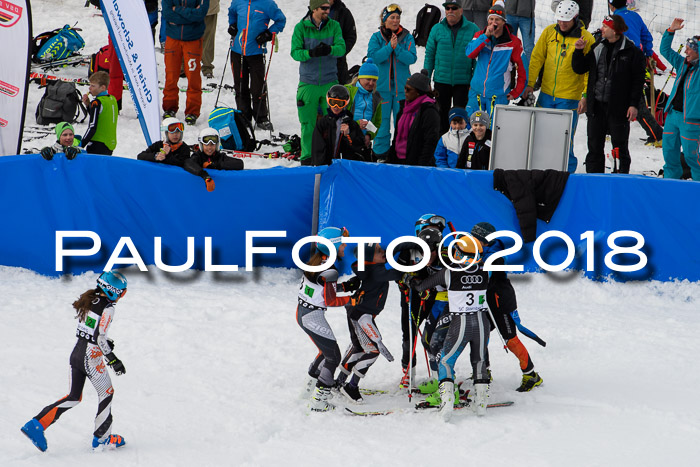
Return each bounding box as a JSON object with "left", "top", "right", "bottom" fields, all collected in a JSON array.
[{"left": 162, "top": 0, "right": 209, "bottom": 125}]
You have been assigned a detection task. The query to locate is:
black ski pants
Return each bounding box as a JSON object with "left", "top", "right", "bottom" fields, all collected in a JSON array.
[
  {"left": 433, "top": 82, "right": 470, "bottom": 133},
  {"left": 586, "top": 101, "right": 632, "bottom": 173},
  {"left": 231, "top": 52, "right": 268, "bottom": 123}
]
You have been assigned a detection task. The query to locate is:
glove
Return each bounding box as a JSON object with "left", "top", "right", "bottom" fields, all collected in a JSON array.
[
  {"left": 40, "top": 147, "right": 54, "bottom": 161},
  {"left": 64, "top": 146, "right": 79, "bottom": 160},
  {"left": 205, "top": 176, "right": 215, "bottom": 192},
  {"left": 340, "top": 276, "right": 361, "bottom": 293},
  {"left": 350, "top": 290, "right": 365, "bottom": 307},
  {"left": 228, "top": 25, "right": 238, "bottom": 38},
  {"left": 255, "top": 29, "right": 273, "bottom": 45},
  {"left": 105, "top": 352, "right": 126, "bottom": 375},
  {"left": 308, "top": 42, "right": 331, "bottom": 58}
]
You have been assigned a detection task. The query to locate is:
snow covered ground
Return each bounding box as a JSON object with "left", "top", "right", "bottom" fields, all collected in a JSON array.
[
  {"left": 2, "top": 267, "right": 700, "bottom": 466},
  {"left": 4, "top": 1, "right": 699, "bottom": 465}
]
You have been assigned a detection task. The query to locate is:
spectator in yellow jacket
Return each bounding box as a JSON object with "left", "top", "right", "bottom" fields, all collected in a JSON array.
[{"left": 523, "top": 0, "right": 593, "bottom": 173}]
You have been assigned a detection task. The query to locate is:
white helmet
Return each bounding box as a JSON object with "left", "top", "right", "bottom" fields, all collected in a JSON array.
[
  {"left": 555, "top": 0, "right": 579, "bottom": 22},
  {"left": 198, "top": 127, "right": 221, "bottom": 151},
  {"left": 162, "top": 117, "right": 184, "bottom": 139}
]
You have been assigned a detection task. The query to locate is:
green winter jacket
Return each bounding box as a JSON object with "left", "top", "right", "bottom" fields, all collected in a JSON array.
[
  {"left": 424, "top": 18, "right": 479, "bottom": 86},
  {"left": 291, "top": 13, "right": 346, "bottom": 86}
]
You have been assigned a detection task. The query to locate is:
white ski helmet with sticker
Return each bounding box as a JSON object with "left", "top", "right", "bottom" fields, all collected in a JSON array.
[{"left": 555, "top": 0, "right": 579, "bottom": 22}]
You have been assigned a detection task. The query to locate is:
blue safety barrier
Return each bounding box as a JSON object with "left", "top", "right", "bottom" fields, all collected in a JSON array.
[
  {"left": 318, "top": 160, "right": 700, "bottom": 282},
  {"left": 0, "top": 154, "right": 324, "bottom": 276}
]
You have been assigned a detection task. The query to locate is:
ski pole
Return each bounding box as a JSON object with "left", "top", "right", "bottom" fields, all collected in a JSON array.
[
  {"left": 215, "top": 41, "right": 232, "bottom": 108},
  {"left": 255, "top": 33, "right": 276, "bottom": 130}
]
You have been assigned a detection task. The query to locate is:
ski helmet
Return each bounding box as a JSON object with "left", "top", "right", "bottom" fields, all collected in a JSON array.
[
  {"left": 326, "top": 85, "right": 350, "bottom": 110},
  {"left": 555, "top": 0, "right": 579, "bottom": 22},
  {"left": 451, "top": 234, "right": 483, "bottom": 263},
  {"left": 96, "top": 271, "right": 128, "bottom": 301},
  {"left": 162, "top": 117, "right": 184, "bottom": 139},
  {"left": 316, "top": 226, "right": 349, "bottom": 256},
  {"left": 198, "top": 127, "right": 220, "bottom": 151},
  {"left": 471, "top": 222, "right": 496, "bottom": 244},
  {"left": 415, "top": 214, "right": 447, "bottom": 235},
  {"left": 418, "top": 226, "right": 442, "bottom": 252}
]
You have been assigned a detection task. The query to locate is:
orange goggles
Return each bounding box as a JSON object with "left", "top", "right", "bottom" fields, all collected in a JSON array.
[
  {"left": 328, "top": 97, "right": 349, "bottom": 109},
  {"left": 167, "top": 122, "right": 184, "bottom": 133}
]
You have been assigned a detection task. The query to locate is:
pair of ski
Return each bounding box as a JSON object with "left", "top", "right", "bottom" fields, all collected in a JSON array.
[
  {"left": 346, "top": 388, "right": 514, "bottom": 416},
  {"left": 31, "top": 55, "right": 89, "bottom": 72},
  {"left": 222, "top": 149, "right": 299, "bottom": 161}
]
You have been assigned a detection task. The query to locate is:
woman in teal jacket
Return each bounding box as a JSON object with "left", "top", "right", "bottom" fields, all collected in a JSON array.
[
  {"left": 661, "top": 20, "right": 700, "bottom": 181},
  {"left": 367, "top": 4, "right": 417, "bottom": 159}
]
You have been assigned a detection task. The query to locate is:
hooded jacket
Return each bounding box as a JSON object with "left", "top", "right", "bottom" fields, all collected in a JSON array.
[
  {"left": 162, "top": 0, "right": 210, "bottom": 42},
  {"left": 228, "top": 0, "right": 286, "bottom": 57},
  {"left": 291, "top": 12, "right": 346, "bottom": 86},
  {"left": 346, "top": 83, "right": 383, "bottom": 139},
  {"left": 434, "top": 126, "right": 470, "bottom": 168},
  {"left": 311, "top": 109, "right": 367, "bottom": 165},
  {"left": 367, "top": 26, "right": 417, "bottom": 98},
  {"left": 661, "top": 30, "right": 700, "bottom": 120}
]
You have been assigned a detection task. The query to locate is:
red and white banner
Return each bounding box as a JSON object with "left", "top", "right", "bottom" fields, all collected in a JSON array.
[{"left": 0, "top": 0, "right": 31, "bottom": 156}]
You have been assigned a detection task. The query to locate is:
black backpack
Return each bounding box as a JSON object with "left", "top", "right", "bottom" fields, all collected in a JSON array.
[
  {"left": 412, "top": 4, "right": 441, "bottom": 48},
  {"left": 35, "top": 81, "right": 87, "bottom": 125}
]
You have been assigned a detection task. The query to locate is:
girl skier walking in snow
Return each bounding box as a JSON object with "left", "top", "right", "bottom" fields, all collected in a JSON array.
[
  {"left": 297, "top": 226, "right": 361, "bottom": 412},
  {"left": 21, "top": 271, "right": 128, "bottom": 452}
]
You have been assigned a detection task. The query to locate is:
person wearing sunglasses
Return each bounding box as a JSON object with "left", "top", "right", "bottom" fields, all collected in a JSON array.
[
  {"left": 291, "top": 0, "right": 347, "bottom": 165},
  {"left": 423, "top": 2, "right": 479, "bottom": 133},
  {"left": 137, "top": 117, "right": 192, "bottom": 168},
  {"left": 571, "top": 14, "right": 645, "bottom": 174},
  {"left": 183, "top": 128, "right": 244, "bottom": 192},
  {"left": 387, "top": 69, "right": 440, "bottom": 166},
  {"left": 311, "top": 85, "right": 367, "bottom": 165},
  {"left": 367, "top": 4, "right": 418, "bottom": 161},
  {"left": 524, "top": 0, "right": 595, "bottom": 173},
  {"left": 21, "top": 272, "right": 128, "bottom": 452},
  {"left": 659, "top": 18, "right": 700, "bottom": 181},
  {"left": 465, "top": 0, "right": 527, "bottom": 119},
  {"left": 297, "top": 226, "right": 361, "bottom": 412}
]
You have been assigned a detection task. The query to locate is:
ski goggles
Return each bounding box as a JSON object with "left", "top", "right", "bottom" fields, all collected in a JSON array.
[
  {"left": 686, "top": 36, "right": 699, "bottom": 52},
  {"left": 201, "top": 135, "right": 219, "bottom": 146},
  {"left": 382, "top": 4, "right": 402, "bottom": 22},
  {"left": 327, "top": 97, "right": 349, "bottom": 109},
  {"left": 415, "top": 215, "right": 447, "bottom": 235},
  {"left": 166, "top": 122, "right": 184, "bottom": 133}
]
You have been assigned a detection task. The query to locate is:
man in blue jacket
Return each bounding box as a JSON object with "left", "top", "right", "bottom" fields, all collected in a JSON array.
[
  {"left": 423, "top": 1, "right": 479, "bottom": 132},
  {"left": 162, "top": 0, "right": 209, "bottom": 125},
  {"left": 228, "top": 0, "right": 286, "bottom": 131},
  {"left": 661, "top": 18, "right": 700, "bottom": 181}
]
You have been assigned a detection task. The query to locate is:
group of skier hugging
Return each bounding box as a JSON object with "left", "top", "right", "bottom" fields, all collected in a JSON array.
[{"left": 296, "top": 214, "right": 546, "bottom": 419}]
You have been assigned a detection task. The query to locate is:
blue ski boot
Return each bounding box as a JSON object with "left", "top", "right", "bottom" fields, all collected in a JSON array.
[
  {"left": 92, "top": 434, "right": 126, "bottom": 449},
  {"left": 21, "top": 419, "right": 47, "bottom": 452}
]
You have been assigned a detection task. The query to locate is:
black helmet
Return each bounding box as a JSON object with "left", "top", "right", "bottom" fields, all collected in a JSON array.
[
  {"left": 418, "top": 226, "right": 442, "bottom": 252},
  {"left": 471, "top": 222, "right": 496, "bottom": 244},
  {"left": 327, "top": 85, "right": 350, "bottom": 109}
]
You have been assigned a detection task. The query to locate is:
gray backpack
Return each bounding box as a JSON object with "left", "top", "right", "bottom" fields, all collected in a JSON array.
[{"left": 35, "top": 80, "right": 87, "bottom": 125}]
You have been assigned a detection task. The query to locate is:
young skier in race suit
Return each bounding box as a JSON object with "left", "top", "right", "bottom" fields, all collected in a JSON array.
[
  {"left": 335, "top": 242, "right": 403, "bottom": 403},
  {"left": 21, "top": 271, "right": 128, "bottom": 452},
  {"left": 411, "top": 234, "right": 492, "bottom": 419},
  {"left": 471, "top": 222, "right": 544, "bottom": 392},
  {"left": 297, "top": 226, "right": 361, "bottom": 412}
]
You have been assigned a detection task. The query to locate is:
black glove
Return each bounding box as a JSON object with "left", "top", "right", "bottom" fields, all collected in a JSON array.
[
  {"left": 340, "top": 276, "right": 361, "bottom": 293},
  {"left": 228, "top": 24, "right": 238, "bottom": 38},
  {"left": 308, "top": 42, "right": 331, "bottom": 58},
  {"left": 105, "top": 352, "right": 126, "bottom": 375},
  {"left": 64, "top": 146, "right": 79, "bottom": 160},
  {"left": 40, "top": 147, "right": 54, "bottom": 160},
  {"left": 255, "top": 29, "right": 273, "bottom": 45}
]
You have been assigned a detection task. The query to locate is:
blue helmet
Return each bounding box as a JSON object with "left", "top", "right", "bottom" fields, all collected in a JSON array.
[
  {"left": 316, "top": 226, "right": 348, "bottom": 256},
  {"left": 97, "top": 271, "right": 128, "bottom": 301},
  {"left": 415, "top": 214, "right": 447, "bottom": 235}
]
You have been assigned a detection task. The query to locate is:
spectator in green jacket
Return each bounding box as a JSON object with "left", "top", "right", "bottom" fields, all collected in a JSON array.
[
  {"left": 424, "top": 1, "right": 479, "bottom": 132},
  {"left": 291, "top": 0, "right": 346, "bottom": 165},
  {"left": 345, "top": 59, "right": 383, "bottom": 151}
]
